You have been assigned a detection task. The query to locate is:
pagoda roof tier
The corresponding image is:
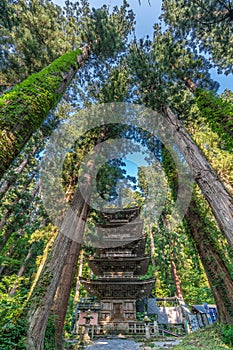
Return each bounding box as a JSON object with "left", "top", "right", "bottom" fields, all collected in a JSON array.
[
  {"left": 95, "top": 218, "right": 142, "bottom": 229},
  {"left": 95, "top": 206, "right": 141, "bottom": 226},
  {"left": 80, "top": 277, "right": 155, "bottom": 300},
  {"left": 88, "top": 255, "right": 150, "bottom": 276},
  {"left": 97, "top": 236, "right": 147, "bottom": 257},
  {"left": 92, "top": 220, "right": 144, "bottom": 248}
]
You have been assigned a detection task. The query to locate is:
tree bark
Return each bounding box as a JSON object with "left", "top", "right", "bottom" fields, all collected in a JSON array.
[
  {"left": 74, "top": 249, "right": 84, "bottom": 304},
  {"left": 25, "top": 151, "right": 94, "bottom": 349},
  {"left": 186, "top": 199, "right": 233, "bottom": 324},
  {"left": 161, "top": 214, "right": 184, "bottom": 299},
  {"left": 0, "top": 44, "right": 91, "bottom": 179},
  {"left": 51, "top": 204, "right": 88, "bottom": 349},
  {"left": 161, "top": 106, "right": 233, "bottom": 249},
  {"left": 26, "top": 233, "right": 74, "bottom": 350},
  {"left": 51, "top": 242, "right": 81, "bottom": 350},
  {"left": 149, "top": 223, "right": 156, "bottom": 267},
  {"left": 170, "top": 254, "right": 184, "bottom": 299},
  {"left": 50, "top": 131, "right": 105, "bottom": 348}
]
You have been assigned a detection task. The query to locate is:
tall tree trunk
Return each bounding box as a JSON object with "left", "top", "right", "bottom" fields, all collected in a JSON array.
[
  {"left": 161, "top": 106, "right": 233, "bottom": 248},
  {"left": 161, "top": 214, "right": 184, "bottom": 299},
  {"left": 186, "top": 199, "right": 233, "bottom": 324},
  {"left": 26, "top": 231, "right": 75, "bottom": 350},
  {"left": 149, "top": 223, "right": 156, "bottom": 267},
  {"left": 50, "top": 130, "right": 105, "bottom": 348},
  {"left": 170, "top": 254, "right": 184, "bottom": 299},
  {"left": 0, "top": 44, "right": 91, "bottom": 179},
  {"left": 25, "top": 150, "right": 95, "bottom": 349},
  {"left": 51, "top": 242, "right": 81, "bottom": 350},
  {"left": 74, "top": 249, "right": 84, "bottom": 304},
  {"left": 51, "top": 204, "right": 88, "bottom": 350}
]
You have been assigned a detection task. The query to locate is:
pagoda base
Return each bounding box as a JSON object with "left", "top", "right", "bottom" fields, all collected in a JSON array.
[
  {"left": 99, "top": 321, "right": 130, "bottom": 334},
  {"left": 100, "top": 299, "right": 136, "bottom": 323}
]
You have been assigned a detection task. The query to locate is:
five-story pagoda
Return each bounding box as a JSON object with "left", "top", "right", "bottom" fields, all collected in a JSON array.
[{"left": 80, "top": 206, "right": 155, "bottom": 327}]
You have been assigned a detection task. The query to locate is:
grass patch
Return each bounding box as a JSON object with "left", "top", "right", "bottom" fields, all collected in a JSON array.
[{"left": 173, "top": 324, "right": 233, "bottom": 349}]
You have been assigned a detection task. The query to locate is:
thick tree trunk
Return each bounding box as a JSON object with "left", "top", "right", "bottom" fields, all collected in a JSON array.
[
  {"left": 26, "top": 232, "right": 74, "bottom": 350},
  {"left": 186, "top": 199, "right": 233, "bottom": 324},
  {"left": 25, "top": 190, "right": 87, "bottom": 350},
  {"left": 50, "top": 133, "right": 105, "bottom": 348},
  {"left": 25, "top": 152, "right": 94, "bottom": 349},
  {"left": 51, "top": 241, "right": 81, "bottom": 350},
  {"left": 74, "top": 249, "right": 84, "bottom": 304},
  {"left": 52, "top": 204, "right": 88, "bottom": 349},
  {"left": 161, "top": 106, "right": 233, "bottom": 248},
  {"left": 0, "top": 44, "right": 91, "bottom": 179}
]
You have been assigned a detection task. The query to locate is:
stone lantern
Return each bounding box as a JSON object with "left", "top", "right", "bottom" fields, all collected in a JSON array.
[
  {"left": 143, "top": 314, "right": 151, "bottom": 339},
  {"left": 83, "top": 309, "right": 93, "bottom": 344}
]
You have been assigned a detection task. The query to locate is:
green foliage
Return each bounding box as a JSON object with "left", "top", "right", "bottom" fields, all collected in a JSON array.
[
  {"left": 173, "top": 324, "right": 232, "bottom": 349},
  {"left": 161, "top": 0, "right": 233, "bottom": 74},
  {"left": 0, "top": 318, "right": 27, "bottom": 350},
  {"left": 82, "top": 4, "right": 134, "bottom": 59},
  {"left": 44, "top": 315, "right": 57, "bottom": 350},
  {"left": 0, "top": 0, "right": 135, "bottom": 93},
  {"left": 0, "top": 0, "right": 85, "bottom": 90},
  {"left": 186, "top": 101, "right": 233, "bottom": 194},
  {"left": 136, "top": 312, "right": 145, "bottom": 321},
  {"left": 218, "top": 323, "right": 233, "bottom": 346},
  {"left": 195, "top": 89, "right": 233, "bottom": 149},
  {"left": 127, "top": 26, "right": 217, "bottom": 113},
  {"left": 93, "top": 63, "right": 130, "bottom": 102},
  {"left": 0, "top": 276, "right": 28, "bottom": 349},
  {"left": 140, "top": 263, "right": 156, "bottom": 280}
]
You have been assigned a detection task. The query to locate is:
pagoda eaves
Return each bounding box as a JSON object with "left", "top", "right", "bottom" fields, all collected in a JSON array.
[
  {"left": 80, "top": 277, "right": 155, "bottom": 300},
  {"left": 88, "top": 255, "right": 150, "bottom": 276}
]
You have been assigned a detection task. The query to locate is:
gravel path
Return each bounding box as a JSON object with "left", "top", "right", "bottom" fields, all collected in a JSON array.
[{"left": 85, "top": 338, "right": 142, "bottom": 350}]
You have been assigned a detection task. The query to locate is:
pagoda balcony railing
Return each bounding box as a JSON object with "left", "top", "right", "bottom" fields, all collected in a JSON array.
[
  {"left": 99, "top": 252, "right": 137, "bottom": 258},
  {"left": 99, "top": 273, "right": 134, "bottom": 279},
  {"left": 77, "top": 299, "right": 102, "bottom": 311},
  {"left": 80, "top": 321, "right": 160, "bottom": 336}
]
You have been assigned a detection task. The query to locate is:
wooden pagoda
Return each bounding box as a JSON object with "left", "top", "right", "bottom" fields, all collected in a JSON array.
[{"left": 80, "top": 207, "right": 155, "bottom": 327}]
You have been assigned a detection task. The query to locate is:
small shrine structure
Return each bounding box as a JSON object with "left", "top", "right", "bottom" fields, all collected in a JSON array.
[{"left": 80, "top": 206, "right": 155, "bottom": 330}]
